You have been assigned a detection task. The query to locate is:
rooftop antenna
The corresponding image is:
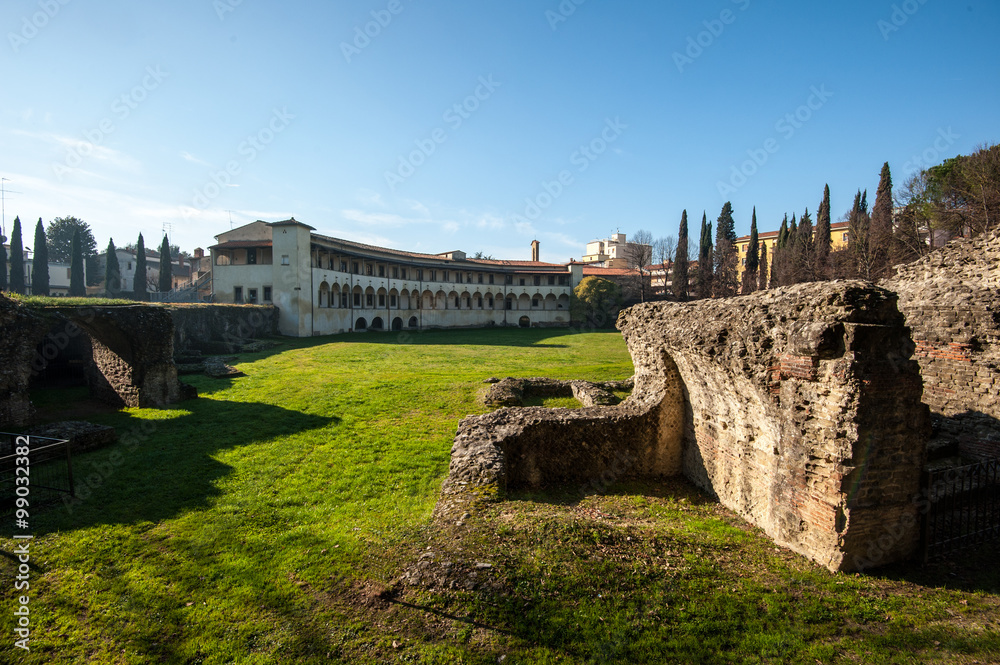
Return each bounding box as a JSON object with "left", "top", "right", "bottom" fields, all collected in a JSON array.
[
  {"left": 226, "top": 210, "right": 235, "bottom": 229},
  {"left": 1, "top": 178, "right": 20, "bottom": 239}
]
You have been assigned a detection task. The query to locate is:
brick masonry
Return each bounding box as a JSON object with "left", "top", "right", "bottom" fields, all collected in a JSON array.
[
  {"left": 883, "top": 231, "right": 1000, "bottom": 451},
  {"left": 436, "top": 281, "right": 931, "bottom": 572}
]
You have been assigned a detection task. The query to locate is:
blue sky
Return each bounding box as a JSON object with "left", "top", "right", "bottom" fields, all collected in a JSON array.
[{"left": 1, "top": 0, "right": 997, "bottom": 263}]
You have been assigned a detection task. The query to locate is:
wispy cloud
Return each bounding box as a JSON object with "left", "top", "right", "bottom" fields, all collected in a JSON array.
[{"left": 180, "top": 151, "right": 212, "bottom": 167}]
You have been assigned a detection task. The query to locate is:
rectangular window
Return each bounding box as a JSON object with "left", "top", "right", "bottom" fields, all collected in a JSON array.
[
  {"left": 247, "top": 288, "right": 258, "bottom": 304},
  {"left": 476, "top": 297, "right": 482, "bottom": 309},
  {"left": 430, "top": 270, "right": 437, "bottom": 281},
  {"left": 455, "top": 296, "right": 461, "bottom": 308},
  {"left": 353, "top": 262, "right": 360, "bottom": 274},
  {"left": 247, "top": 249, "right": 257, "bottom": 265},
  {"left": 443, "top": 271, "right": 449, "bottom": 282},
  {"left": 558, "top": 276, "right": 567, "bottom": 286},
  {"left": 366, "top": 265, "right": 373, "bottom": 276},
  {"left": 234, "top": 286, "right": 243, "bottom": 303},
  {"left": 416, "top": 269, "right": 423, "bottom": 280},
  {"left": 390, "top": 295, "right": 397, "bottom": 307},
  {"left": 340, "top": 261, "right": 348, "bottom": 272},
  {"left": 401, "top": 268, "right": 408, "bottom": 280},
  {"left": 519, "top": 278, "right": 526, "bottom": 286},
  {"left": 478, "top": 274, "right": 483, "bottom": 284},
  {"left": 505, "top": 275, "right": 513, "bottom": 285},
  {"left": 548, "top": 275, "right": 555, "bottom": 285},
  {"left": 378, "top": 294, "right": 386, "bottom": 307},
  {"left": 366, "top": 294, "right": 374, "bottom": 307},
  {"left": 263, "top": 286, "right": 272, "bottom": 302},
  {"left": 379, "top": 266, "right": 385, "bottom": 277},
  {"left": 534, "top": 276, "right": 541, "bottom": 286},
  {"left": 489, "top": 275, "right": 495, "bottom": 285},
  {"left": 341, "top": 293, "right": 348, "bottom": 308},
  {"left": 128, "top": 261, "right": 132, "bottom": 270},
  {"left": 282, "top": 255, "right": 290, "bottom": 266},
  {"left": 392, "top": 267, "right": 399, "bottom": 279},
  {"left": 354, "top": 293, "right": 361, "bottom": 307}
]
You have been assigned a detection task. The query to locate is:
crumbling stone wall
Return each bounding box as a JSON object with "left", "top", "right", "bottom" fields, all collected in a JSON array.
[
  {"left": 167, "top": 304, "right": 278, "bottom": 354},
  {"left": 883, "top": 232, "right": 1000, "bottom": 448},
  {"left": 0, "top": 295, "right": 51, "bottom": 426},
  {"left": 0, "top": 296, "right": 187, "bottom": 427},
  {"left": 437, "top": 282, "right": 930, "bottom": 572}
]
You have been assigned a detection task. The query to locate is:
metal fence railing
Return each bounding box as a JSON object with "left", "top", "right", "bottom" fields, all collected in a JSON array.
[
  {"left": 0, "top": 432, "right": 75, "bottom": 517},
  {"left": 922, "top": 458, "right": 1000, "bottom": 561}
]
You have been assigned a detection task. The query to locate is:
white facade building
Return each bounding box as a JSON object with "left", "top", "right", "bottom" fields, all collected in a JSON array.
[
  {"left": 211, "top": 219, "right": 585, "bottom": 337},
  {"left": 581, "top": 233, "right": 651, "bottom": 268}
]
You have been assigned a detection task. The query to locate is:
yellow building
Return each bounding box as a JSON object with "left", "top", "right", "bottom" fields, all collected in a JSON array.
[{"left": 734, "top": 221, "right": 850, "bottom": 286}]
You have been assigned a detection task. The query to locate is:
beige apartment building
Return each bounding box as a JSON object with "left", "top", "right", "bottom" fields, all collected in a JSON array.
[{"left": 211, "top": 219, "right": 584, "bottom": 337}]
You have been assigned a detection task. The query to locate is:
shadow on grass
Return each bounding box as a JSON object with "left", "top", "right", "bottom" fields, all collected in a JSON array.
[
  {"left": 311, "top": 327, "right": 599, "bottom": 349},
  {"left": 32, "top": 396, "right": 337, "bottom": 535},
  {"left": 507, "top": 477, "right": 1000, "bottom": 594}
]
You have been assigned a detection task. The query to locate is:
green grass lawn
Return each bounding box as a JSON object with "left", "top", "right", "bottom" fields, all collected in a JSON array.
[{"left": 2, "top": 328, "right": 998, "bottom": 664}]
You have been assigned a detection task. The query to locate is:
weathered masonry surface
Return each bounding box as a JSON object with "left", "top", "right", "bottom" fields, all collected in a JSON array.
[
  {"left": 437, "top": 282, "right": 930, "bottom": 572},
  {"left": 883, "top": 231, "right": 1000, "bottom": 449},
  {"left": 0, "top": 296, "right": 188, "bottom": 428}
]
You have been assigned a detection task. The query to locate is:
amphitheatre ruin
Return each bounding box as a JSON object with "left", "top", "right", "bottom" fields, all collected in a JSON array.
[{"left": 2, "top": 231, "right": 998, "bottom": 573}]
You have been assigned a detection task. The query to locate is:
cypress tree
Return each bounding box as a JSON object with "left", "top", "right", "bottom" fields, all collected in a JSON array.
[
  {"left": 672, "top": 210, "right": 689, "bottom": 301},
  {"left": 158, "top": 236, "right": 173, "bottom": 293},
  {"left": 771, "top": 216, "right": 788, "bottom": 289},
  {"left": 714, "top": 202, "right": 738, "bottom": 297},
  {"left": 795, "top": 208, "right": 814, "bottom": 283},
  {"left": 870, "top": 162, "right": 894, "bottom": 279},
  {"left": 0, "top": 227, "right": 7, "bottom": 292},
  {"left": 133, "top": 233, "right": 148, "bottom": 300},
  {"left": 31, "top": 218, "right": 49, "bottom": 295},
  {"left": 758, "top": 242, "right": 769, "bottom": 291},
  {"left": 815, "top": 184, "right": 832, "bottom": 279},
  {"left": 105, "top": 238, "right": 121, "bottom": 296},
  {"left": 848, "top": 189, "right": 872, "bottom": 279},
  {"left": 742, "top": 207, "right": 759, "bottom": 294},
  {"left": 69, "top": 228, "right": 85, "bottom": 296},
  {"left": 697, "top": 214, "right": 713, "bottom": 299},
  {"left": 10, "top": 217, "right": 25, "bottom": 294}
]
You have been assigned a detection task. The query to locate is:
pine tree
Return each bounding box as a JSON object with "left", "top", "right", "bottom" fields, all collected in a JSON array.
[
  {"left": 742, "top": 207, "right": 759, "bottom": 294},
  {"left": 158, "top": 236, "right": 173, "bottom": 293},
  {"left": 672, "top": 210, "right": 689, "bottom": 301},
  {"left": 69, "top": 228, "right": 85, "bottom": 296},
  {"left": 105, "top": 238, "right": 121, "bottom": 296},
  {"left": 870, "top": 162, "right": 894, "bottom": 280},
  {"left": 133, "top": 233, "right": 148, "bottom": 300},
  {"left": 758, "top": 242, "right": 769, "bottom": 291},
  {"left": 9, "top": 217, "right": 25, "bottom": 294},
  {"left": 0, "top": 227, "right": 7, "bottom": 292},
  {"left": 31, "top": 218, "right": 49, "bottom": 295},
  {"left": 815, "top": 184, "right": 832, "bottom": 279}
]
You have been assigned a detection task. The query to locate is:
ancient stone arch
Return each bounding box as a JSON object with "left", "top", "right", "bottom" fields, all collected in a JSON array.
[{"left": 1, "top": 296, "right": 187, "bottom": 426}]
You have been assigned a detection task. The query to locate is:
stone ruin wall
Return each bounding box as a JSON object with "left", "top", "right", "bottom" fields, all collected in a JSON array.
[
  {"left": 167, "top": 304, "right": 278, "bottom": 354},
  {"left": 0, "top": 296, "right": 188, "bottom": 428},
  {"left": 437, "top": 281, "right": 930, "bottom": 572},
  {"left": 882, "top": 231, "right": 1000, "bottom": 450}
]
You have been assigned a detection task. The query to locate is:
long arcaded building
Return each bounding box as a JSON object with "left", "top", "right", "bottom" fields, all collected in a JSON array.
[{"left": 210, "top": 219, "right": 584, "bottom": 337}]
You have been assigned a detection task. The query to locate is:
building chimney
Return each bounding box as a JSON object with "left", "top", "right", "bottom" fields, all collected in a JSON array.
[
  {"left": 531, "top": 240, "right": 540, "bottom": 262},
  {"left": 194, "top": 247, "right": 204, "bottom": 258}
]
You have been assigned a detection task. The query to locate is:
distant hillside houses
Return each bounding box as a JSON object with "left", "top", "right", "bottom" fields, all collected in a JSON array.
[
  {"left": 2, "top": 242, "right": 89, "bottom": 296},
  {"left": 94, "top": 246, "right": 209, "bottom": 297}
]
